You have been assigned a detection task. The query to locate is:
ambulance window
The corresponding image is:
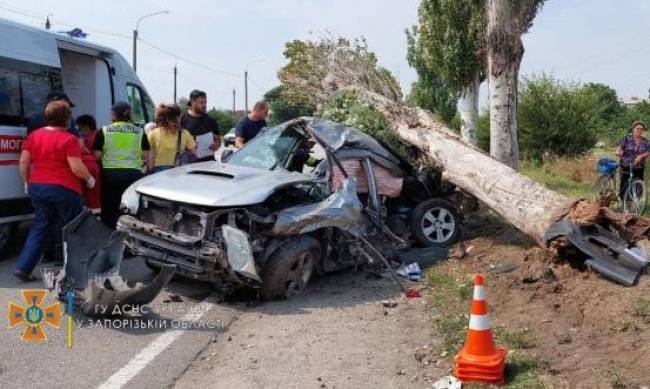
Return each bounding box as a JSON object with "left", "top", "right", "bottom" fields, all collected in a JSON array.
[
  {"left": 142, "top": 92, "right": 154, "bottom": 123},
  {"left": 20, "top": 72, "right": 51, "bottom": 118},
  {"left": 0, "top": 68, "right": 21, "bottom": 124},
  {"left": 127, "top": 84, "right": 146, "bottom": 126}
]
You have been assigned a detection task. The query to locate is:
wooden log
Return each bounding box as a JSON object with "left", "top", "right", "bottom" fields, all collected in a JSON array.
[{"left": 339, "top": 86, "right": 578, "bottom": 244}]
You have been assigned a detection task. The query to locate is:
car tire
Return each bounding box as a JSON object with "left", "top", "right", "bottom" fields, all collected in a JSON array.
[
  {"left": 0, "top": 222, "right": 18, "bottom": 254},
  {"left": 409, "top": 198, "right": 460, "bottom": 247},
  {"left": 261, "top": 235, "right": 321, "bottom": 300}
]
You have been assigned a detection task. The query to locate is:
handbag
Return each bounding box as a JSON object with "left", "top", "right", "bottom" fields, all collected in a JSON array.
[{"left": 174, "top": 130, "right": 197, "bottom": 166}]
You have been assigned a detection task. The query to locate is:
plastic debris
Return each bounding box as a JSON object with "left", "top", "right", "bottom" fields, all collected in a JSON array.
[
  {"left": 432, "top": 375, "right": 462, "bottom": 389},
  {"left": 405, "top": 288, "right": 421, "bottom": 298},
  {"left": 397, "top": 262, "right": 422, "bottom": 281}
]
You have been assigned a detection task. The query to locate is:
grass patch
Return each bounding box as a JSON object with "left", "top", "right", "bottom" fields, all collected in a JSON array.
[
  {"left": 504, "top": 352, "right": 551, "bottom": 389},
  {"left": 427, "top": 269, "right": 473, "bottom": 354},
  {"left": 495, "top": 327, "right": 536, "bottom": 349},
  {"left": 606, "top": 366, "right": 630, "bottom": 389},
  {"left": 427, "top": 267, "right": 552, "bottom": 388},
  {"left": 464, "top": 352, "right": 551, "bottom": 389},
  {"left": 520, "top": 156, "right": 598, "bottom": 199},
  {"left": 632, "top": 298, "right": 650, "bottom": 323}
]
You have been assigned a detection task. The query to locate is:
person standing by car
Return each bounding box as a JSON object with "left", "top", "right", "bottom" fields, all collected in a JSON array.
[
  {"left": 616, "top": 120, "right": 650, "bottom": 201},
  {"left": 76, "top": 114, "right": 102, "bottom": 214},
  {"left": 180, "top": 90, "right": 221, "bottom": 161},
  {"left": 14, "top": 100, "right": 95, "bottom": 281},
  {"left": 93, "top": 102, "right": 150, "bottom": 228},
  {"left": 26, "top": 91, "right": 79, "bottom": 136},
  {"left": 148, "top": 103, "right": 197, "bottom": 173},
  {"left": 234, "top": 101, "right": 268, "bottom": 148}
]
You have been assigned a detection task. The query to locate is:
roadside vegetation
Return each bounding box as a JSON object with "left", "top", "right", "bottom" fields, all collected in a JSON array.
[{"left": 425, "top": 266, "right": 552, "bottom": 388}]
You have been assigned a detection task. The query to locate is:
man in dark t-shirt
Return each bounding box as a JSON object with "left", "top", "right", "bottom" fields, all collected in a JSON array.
[
  {"left": 26, "top": 91, "right": 79, "bottom": 137},
  {"left": 234, "top": 101, "right": 269, "bottom": 147},
  {"left": 180, "top": 90, "right": 220, "bottom": 162}
]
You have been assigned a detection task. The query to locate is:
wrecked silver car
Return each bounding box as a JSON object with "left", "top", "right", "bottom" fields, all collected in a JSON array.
[{"left": 117, "top": 118, "right": 461, "bottom": 299}]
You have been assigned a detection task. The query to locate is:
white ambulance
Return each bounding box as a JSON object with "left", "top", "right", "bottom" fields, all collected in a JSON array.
[{"left": 0, "top": 18, "right": 155, "bottom": 250}]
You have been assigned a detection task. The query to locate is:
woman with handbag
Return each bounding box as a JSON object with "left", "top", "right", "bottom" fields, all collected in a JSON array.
[{"left": 148, "top": 103, "right": 197, "bottom": 173}]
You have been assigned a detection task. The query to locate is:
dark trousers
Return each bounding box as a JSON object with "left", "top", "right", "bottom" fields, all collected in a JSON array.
[
  {"left": 16, "top": 184, "right": 82, "bottom": 274},
  {"left": 101, "top": 169, "right": 143, "bottom": 228},
  {"left": 620, "top": 167, "right": 644, "bottom": 199}
]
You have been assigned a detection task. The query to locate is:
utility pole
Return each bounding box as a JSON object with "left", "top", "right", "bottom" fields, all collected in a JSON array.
[
  {"left": 133, "top": 10, "right": 169, "bottom": 73},
  {"left": 244, "top": 70, "right": 249, "bottom": 113},
  {"left": 132, "top": 29, "right": 138, "bottom": 72},
  {"left": 232, "top": 89, "right": 236, "bottom": 118},
  {"left": 173, "top": 65, "right": 177, "bottom": 103}
]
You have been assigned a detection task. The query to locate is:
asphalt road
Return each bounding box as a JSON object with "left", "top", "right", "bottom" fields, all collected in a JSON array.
[{"left": 0, "top": 231, "right": 241, "bottom": 389}]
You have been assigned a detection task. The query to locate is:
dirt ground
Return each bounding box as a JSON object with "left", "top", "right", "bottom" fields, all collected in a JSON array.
[
  {"left": 174, "top": 271, "right": 449, "bottom": 389},
  {"left": 432, "top": 208, "right": 650, "bottom": 388},
  {"left": 175, "top": 206, "right": 650, "bottom": 389}
]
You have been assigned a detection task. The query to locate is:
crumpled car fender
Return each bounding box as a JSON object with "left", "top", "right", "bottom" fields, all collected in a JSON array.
[{"left": 42, "top": 211, "right": 176, "bottom": 317}]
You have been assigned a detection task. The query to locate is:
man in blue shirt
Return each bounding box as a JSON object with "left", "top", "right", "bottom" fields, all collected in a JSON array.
[{"left": 234, "top": 101, "right": 269, "bottom": 148}]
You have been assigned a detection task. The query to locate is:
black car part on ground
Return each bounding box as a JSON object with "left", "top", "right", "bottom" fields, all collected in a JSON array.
[
  {"left": 42, "top": 211, "right": 177, "bottom": 317},
  {"left": 544, "top": 220, "right": 648, "bottom": 286}
]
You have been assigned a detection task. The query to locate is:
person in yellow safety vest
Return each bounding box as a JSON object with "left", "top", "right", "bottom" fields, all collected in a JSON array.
[{"left": 93, "top": 101, "right": 151, "bottom": 228}]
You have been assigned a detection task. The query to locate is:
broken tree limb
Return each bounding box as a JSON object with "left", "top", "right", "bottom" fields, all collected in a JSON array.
[{"left": 328, "top": 85, "right": 577, "bottom": 245}]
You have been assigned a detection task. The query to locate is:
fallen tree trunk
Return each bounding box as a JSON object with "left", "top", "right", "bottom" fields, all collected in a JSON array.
[
  {"left": 334, "top": 86, "right": 576, "bottom": 244},
  {"left": 281, "top": 36, "right": 649, "bottom": 283}
]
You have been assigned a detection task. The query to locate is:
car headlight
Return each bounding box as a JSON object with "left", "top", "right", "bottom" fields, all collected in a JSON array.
[{"left": 120, "top": 184, "right": 140, "bottom": 215}]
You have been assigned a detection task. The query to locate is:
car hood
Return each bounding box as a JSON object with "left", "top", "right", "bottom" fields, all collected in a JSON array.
[{"left": 131, "top": 162, "right": 315, "bottom": 207}]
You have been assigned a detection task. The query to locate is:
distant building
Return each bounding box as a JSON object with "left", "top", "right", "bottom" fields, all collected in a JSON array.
[{"left": 619, "top": 96, "right": 647, "bottom": 107}]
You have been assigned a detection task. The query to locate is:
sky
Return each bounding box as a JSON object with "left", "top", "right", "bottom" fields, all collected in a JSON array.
[{"left": 1, "top": 0, "right": 649, "bottom": 111}]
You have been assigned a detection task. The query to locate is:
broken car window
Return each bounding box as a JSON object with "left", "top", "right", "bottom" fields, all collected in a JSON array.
[{"left": 227, "top": 127, "right": 299, "bottom": 170}]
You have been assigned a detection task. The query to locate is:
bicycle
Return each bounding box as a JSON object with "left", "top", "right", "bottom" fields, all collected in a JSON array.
[{"left": 594, "top": 158, "right": 647, "bottom": 215}]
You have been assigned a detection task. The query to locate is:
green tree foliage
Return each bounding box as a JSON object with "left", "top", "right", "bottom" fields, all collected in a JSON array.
[
  {"left": 207, "top": 109, "right": 235, "bottom": 135},
  {"left": 406, "top": 0, "right": 484, "bottom": 90},
  {"left": 405, "top": 0, "right": 484, "bottom": 125},
  {"left": 477, "top": 111, "right": 490, "bottom": 152},
  {"left": 517, "top": 74, "right": 598, "bottom": 160},
  {"left": 406, "top": 78, "right": 457, "bottom": 124},
  {"left": 278, "top": 37, "right": 402, "bottom": 108},
  {"left": 320, "top": 90, "right": 417, "bottom": 166},
  {"left": 581, "top": 82, "right": 623, "bottom": 125},
  {"left": 263, "top": 85, "right": 316, "bottom": 125}
]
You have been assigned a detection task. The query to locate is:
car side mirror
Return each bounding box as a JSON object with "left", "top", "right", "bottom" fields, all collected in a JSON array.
[{"left": 221, "top": 148, "right": 234, "bottom": 162}]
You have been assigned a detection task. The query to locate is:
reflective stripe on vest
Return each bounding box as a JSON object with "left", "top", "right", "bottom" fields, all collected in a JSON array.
[{"left": 102, "top": 121, "right": 143, "bottom": 169}]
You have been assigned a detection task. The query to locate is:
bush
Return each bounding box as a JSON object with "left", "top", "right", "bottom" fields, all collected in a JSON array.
[
  {"left": 207, "top": 109, "right": 236, "bottom": 135},
  {"left": 518, "top": 74, "right": 598, "bottom": 161},
  {"left": 264, "top": 85, "right": 315, "bottom": 126},
  {"left": 477, "top": 111, "right": 490, "bottom": 152}
]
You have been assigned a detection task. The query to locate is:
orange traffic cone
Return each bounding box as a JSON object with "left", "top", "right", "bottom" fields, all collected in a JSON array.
[{"left": 454, "top": 274, "right": 507, "bottom": 385}]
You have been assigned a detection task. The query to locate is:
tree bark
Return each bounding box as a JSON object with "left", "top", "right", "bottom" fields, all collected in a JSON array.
[
  {"left": 457, "top": 70, "right": 480, "bottom": 146},
  {"left": 487, "top": 0, "right": 523, "bottom": 169},
  {"left": 341, "top": 87, "right": 575, "bottom": 244}
]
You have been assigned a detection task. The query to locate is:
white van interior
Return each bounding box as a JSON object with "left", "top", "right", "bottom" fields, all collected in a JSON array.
[{"left": 59, "top": 50, "right": 112, "bottom": 126}]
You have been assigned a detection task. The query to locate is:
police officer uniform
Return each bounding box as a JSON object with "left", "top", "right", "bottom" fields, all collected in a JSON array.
[{"left": 93, "top": 101, "right": 150, "bottom": 228}]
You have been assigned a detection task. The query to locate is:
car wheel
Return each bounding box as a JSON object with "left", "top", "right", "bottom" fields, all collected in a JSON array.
[
  {"left": 0, "top": 222, "right": 17, "bottom": 254},
  {"left": 409, "top": 198, "right": 459, "bottom": 247},
  {"left": 261, "top": 236, "right": 321, "bottom": 300}
]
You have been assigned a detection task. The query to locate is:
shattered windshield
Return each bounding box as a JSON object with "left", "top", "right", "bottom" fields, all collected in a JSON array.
[{"left": 227, "top": 127, "right": 299, "bottom": 170}]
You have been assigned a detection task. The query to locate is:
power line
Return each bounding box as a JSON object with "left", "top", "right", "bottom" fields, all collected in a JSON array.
[
  {"left": 247, "top": 74, "right": 268, "bottom": 93},
  {"left": 138, "top": 37, "right": 240, "bottom": 78},
  {"left": 0, "top": 3, "right": 130, "bottom": 39}
]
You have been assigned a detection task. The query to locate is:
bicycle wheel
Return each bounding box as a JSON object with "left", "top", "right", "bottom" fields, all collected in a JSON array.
[
  {"left": 594, "top": 174, "right": 616, "bottom": 201},
  {"left": 624, "top": 179, "right": 646, "bottom": 215}
]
